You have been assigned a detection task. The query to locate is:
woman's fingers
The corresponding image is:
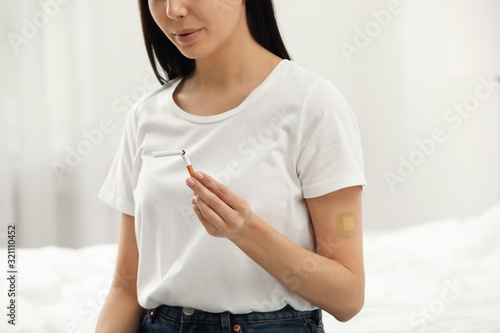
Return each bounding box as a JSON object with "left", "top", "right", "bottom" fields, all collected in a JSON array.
[
  {"left": 190, "top": 171, "right": 243, "bottom": 210},
  {"left": 186, "top": 171, "right": 251, "bottom": 237},
  {"left": 186, "top": 172, "right": 238, "bottom": 221},
  {"left": 191, "top": 195, "right": 221, "bottom": 236},
  {"left": 192, "top": 192, "right": 222, "bottom": 224}
]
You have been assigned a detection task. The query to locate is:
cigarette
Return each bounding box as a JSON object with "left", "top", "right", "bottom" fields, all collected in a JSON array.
[{"left": 152, "top": 149, "right": 195, "bottom": 177}]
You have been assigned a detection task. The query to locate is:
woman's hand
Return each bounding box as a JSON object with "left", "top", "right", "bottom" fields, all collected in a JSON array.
[
  {"left": 186, "top": 171, "right": 254, "bottom": 239},
  {"left": 186, "top": 171, "right": 365, "bottom": 321}
]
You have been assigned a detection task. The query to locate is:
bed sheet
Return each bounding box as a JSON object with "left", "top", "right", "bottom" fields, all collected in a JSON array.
[{"left": 1, "top": 202, "right": 499, "bottom": 333}]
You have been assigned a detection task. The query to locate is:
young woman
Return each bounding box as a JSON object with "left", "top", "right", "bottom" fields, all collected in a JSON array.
[{"left": 95, "top": 0, "right": 367, "bottom": 332}]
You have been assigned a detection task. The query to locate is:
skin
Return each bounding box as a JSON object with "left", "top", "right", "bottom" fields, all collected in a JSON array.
[
  {"left": 187, "top": 172, "right": 365, "bottom": 321},
  {"left": 148, "top": 0, "right": 365, "bottom": 321},
  {"left": 148, "top": 0, "right": 282, "bottom": 116}
]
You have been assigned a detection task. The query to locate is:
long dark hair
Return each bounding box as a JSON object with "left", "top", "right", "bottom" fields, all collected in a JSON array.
[{"left": 138, "top": 0, "right": 291, "bottom": 84}]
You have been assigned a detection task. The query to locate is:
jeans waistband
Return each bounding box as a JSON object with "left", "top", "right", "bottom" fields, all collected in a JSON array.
[{"left": 150, "top": 304, "right": 322, "bottom": 324}]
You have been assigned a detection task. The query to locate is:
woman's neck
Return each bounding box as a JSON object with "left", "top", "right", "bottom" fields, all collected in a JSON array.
[{"left": 189, "top": 21, "right": 279, "bottom": 90}]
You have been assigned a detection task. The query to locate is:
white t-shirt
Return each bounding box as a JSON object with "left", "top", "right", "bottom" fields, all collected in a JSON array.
[{"left": 98, "top": 59, "right": 367, "bottom": 313}]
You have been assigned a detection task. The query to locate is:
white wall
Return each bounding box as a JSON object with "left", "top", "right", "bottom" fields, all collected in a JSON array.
[
  {"left": 274, "top": 0, "right": 500, "bottom": 228},
  {"left": 1, "top": 0, "right": 499, "bottom": 247}
]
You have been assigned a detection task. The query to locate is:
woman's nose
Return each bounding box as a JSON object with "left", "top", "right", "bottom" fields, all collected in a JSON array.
[{"left": 166, "top": 0, "right": 188, "bottom": 20}]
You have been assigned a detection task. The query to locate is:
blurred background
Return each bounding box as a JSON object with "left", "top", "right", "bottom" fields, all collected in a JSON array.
[{"left": 0, "top": 0, "right": 499, "bottom": 248}]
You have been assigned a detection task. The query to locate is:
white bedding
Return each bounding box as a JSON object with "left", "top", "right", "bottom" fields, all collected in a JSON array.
[{"left": 1, "top": 202, "right": 500, "bottom": 333}]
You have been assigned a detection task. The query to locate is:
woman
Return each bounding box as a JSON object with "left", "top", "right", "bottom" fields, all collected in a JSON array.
[{"left": 96, "top": 0, "right": 367, "bottom": 332}]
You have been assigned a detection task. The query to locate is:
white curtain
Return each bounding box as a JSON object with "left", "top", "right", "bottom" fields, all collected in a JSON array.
[{"left": 1, "top": 0, "right": 161, "bottom": 248}]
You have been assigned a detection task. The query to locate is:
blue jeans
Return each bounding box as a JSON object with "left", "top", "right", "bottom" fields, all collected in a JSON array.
[{"left": 139, "top": 304, "right": 325, "bottom": 333}]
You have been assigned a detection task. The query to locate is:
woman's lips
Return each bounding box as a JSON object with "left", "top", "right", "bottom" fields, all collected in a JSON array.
[{"left": 174, "top": 29, "right": 202, "bottom": 44}]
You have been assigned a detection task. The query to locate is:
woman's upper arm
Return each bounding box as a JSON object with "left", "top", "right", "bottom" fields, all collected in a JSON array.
[{"left": 305, "top": 185, "right": 365, "bottom": 280}]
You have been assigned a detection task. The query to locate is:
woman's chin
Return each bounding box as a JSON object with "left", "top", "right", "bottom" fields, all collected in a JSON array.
[{"left": 177, "top": 48, "right": 206, "bottom": 60}]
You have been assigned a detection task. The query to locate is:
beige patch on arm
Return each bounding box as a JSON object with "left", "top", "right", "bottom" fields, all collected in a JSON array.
[{"left": 336, "top": 212, "right": 357, "bottom": 238}]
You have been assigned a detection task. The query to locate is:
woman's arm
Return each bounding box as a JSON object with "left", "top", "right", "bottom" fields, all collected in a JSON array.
[
  {"left": 95, "top": 213, "right": 146, "bottom": 333},
  {"left": 305, "top": 185, "right": 365, "bottom": 320},
  {"left": 187, "top": 172, "right": 365, "bottom": 322},
  {"left": 237, "top": 186, "right": 364, "bottom": 321}
]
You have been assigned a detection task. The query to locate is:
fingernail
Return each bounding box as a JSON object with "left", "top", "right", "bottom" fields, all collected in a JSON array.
[
  {"left": 194, "top": 172, "right": 203, "bottom": 180},
  {"left": 191, "top": 197, "right": 195, "bottom": 205},
  {"left": 186, "top": 178, "right": 195, "bottom": 186}
]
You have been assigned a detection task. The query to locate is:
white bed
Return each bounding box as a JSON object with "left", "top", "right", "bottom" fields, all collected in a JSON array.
[{"left": 2, "top": 202, "right": 500, "bottom": 333}]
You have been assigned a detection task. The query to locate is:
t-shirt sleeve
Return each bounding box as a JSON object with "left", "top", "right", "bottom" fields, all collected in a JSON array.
[
  {"left": 297, "top": 79, "right": 367, "bottom": 199},
  {"left": 97, "top": 106, "right": 139, "bottom": 216}
]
